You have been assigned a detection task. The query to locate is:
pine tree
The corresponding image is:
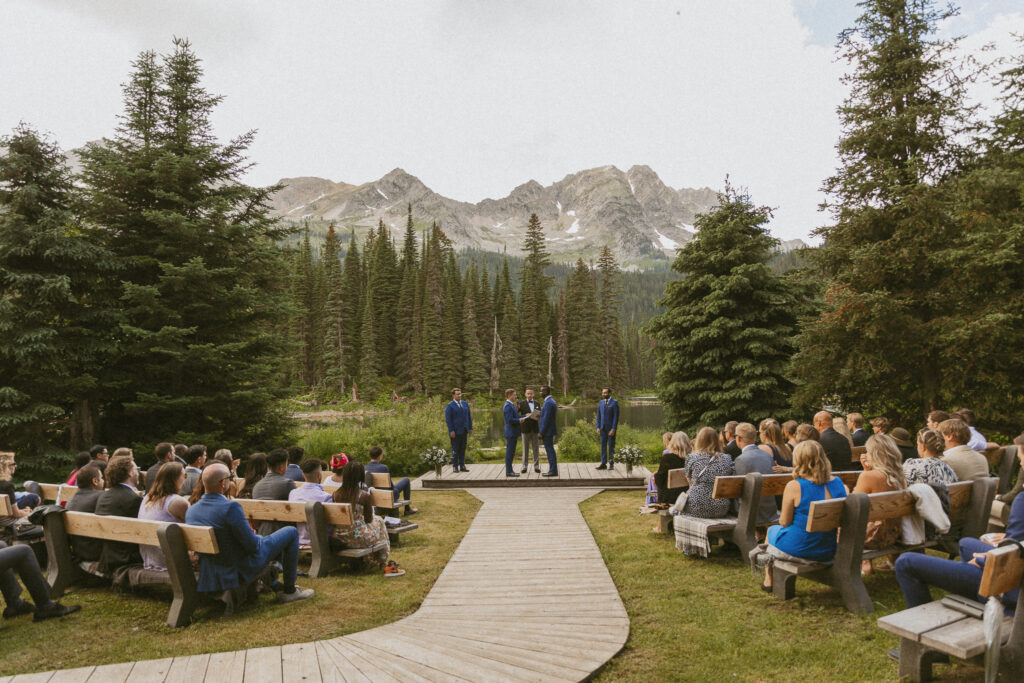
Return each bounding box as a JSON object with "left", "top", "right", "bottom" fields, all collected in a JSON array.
[
  {"left": 358, "top": 281, "right": 381, "bottom": 400},
  {"left": 497, "top": 293, "right": 522, "bottom": 391},
  {"left": 442, "top": 249, "right": 464, "bottom": 389},
  {"left": 556, "top": 290, "right": 570, "bottom": 397},
  {"left": 420, "top": 225, "right": 446, "bottom": 394},
  {"left": 461, "top": 289, "right": 490, "bottom": 395},
  {"left": 565, "top": 260, "right": 603, "bottom": 399},
  {"left": 294, "top": 226, "right": 323, "bottom": 386},
  {"left": 646, "top": 185, "right": 804, "bottom": 429},
  {"left": 477, "top": 261, "right": 494, "bottom": 355},
  {"left": 0, "top": 125, "right": 117, "bottom": 466},
  {"left": 394, "top": 204, "right": 420, "bottom": 388},
  {"left": 78, "top": 39, "right": 291, "bottom": 448},
  {"left": 341, "top": 229, "right": 363, "bottom": 384},
  {"left": 792, "top": 0, "right": 980, "bottom": 422},
  {"left": 519, "top": 213, "right": 553, "bottom": 383},
  {"left": 596, "top": 245, "right": 628, "bottom": 390},
  {"left": 369, "top": 221, "right": 400, "bottom": 374},
  {"left": 319, "top": 224, "right": 345, "bottom": 398}
]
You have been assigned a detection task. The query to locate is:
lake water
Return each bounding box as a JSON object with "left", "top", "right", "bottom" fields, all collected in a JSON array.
[{"left": 473, "top": 401, "right": 665, "bottom": 448}]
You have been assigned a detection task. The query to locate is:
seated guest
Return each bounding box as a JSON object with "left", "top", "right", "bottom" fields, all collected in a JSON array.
[
  {"left": 926, "top": 410, "right": 951, "bottom": 430},
  {"left": 675, "top": 427, "right": 733, "bottom": 519},
  {"left": 179, "top": 444, "right": 206, "bottom": 498},
  {"left": 782, "top": 420, "right": 799, "bottom": 452},
  {"left": 66, "top": 465, "right": 105, "bottom": 563},
  {"left": 889, "top": 428, "right": 917, "bottom": 462},
  {"left": 832, "top": 416, "right": 854, "bottom": 445},
  {"left": 185, "top": 464, "right": 313, "bottom": 605},
  {"left": 330, "top": 461, "right": 404, "bottom": 577},
  {"left": 95, "top": 455, "right": 143, "bottom": 574},
  {"left": 795, "top": 423, "right": 819, "bottom": 444},
  {"left": 288, "top": 459, "right": 332, "bottom": 545},
  {"left": 138, "top": 463, "right": 189, "bottom": 573},
  {"left": 653, "top": 431, "right": 689, "bottom": 505},
  {"left": 324, "top": 454, "right": 349, "bottom": 488},
  {"left": 145, "top": 443, "right": 174, "bottom": 492},
  {"left": 759, "top": 441, "right": 850, "bottom": 591},
  {"left": 938, "top": 418, "right": 989, "bottom": 482},
  {"left": 758, "top": 419, "right": 792, "bottom": 468},
  {"left": 847, "top": 413, "right": 868, "bottom": 447},
  {"left": 236, "top": 453, "right": 268, "bottom": 500},
  {"left": 855, "top": 434, "right": 907, "bottom": 574},
  {"left": 894, "top": 446, "right": 1024, "bottom": 618},
  {"left": 366, "top": 446, "right": 417, "bottom": 514},
  {"left": 814, "top": 411, "right": 852, "bottom": 471},
  {"left": 251, "top": 449, "right": 296, "bottom": 536},
  {"left": 904, "top": 429, "right": 959, "bottom": 487},
  {"left": 954, "top": 408, "right": 991, "bottom": 451},
  {"left": 722, "top": 421, "right": 741, "bottom": 458},
  {"left": 0, "top": 482, "right": 37, "bottom": 538},
  {"left": 734, "top": 422, "right": 779, "bottom": 525},
  {"left": 0, "top": 540, "right": 81, "bottom": 621},
  {"left": 0, "top": 460, "right": 39, "bottom": 511},
  {"left": 284, "top": 446, "right": 305, "bottom": 482},
  {"left": 88, "top": 444, "right": 109, "bottom": 473},
  {"left": 999, "top": 433, "right": 1024, "bottom": 505},
  {"left": 870, "top": 416, "right": 890, "bottom": 434},
  {"left": 66, "top": 451, "right": 92, "bottom": 486}
]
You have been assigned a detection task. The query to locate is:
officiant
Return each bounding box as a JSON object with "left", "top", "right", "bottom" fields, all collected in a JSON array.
[{"left": 518, "top": 387, "right": 542, "bottom": 473}]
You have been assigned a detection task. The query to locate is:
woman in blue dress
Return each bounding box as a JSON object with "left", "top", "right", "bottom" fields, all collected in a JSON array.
[{"left": 759, "top": 440, "right": 849, "bottom": 592}]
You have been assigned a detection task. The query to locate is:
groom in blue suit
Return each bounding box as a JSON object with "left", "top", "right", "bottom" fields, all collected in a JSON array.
[
  {"left": 538, "top": 385, "right": 559, "bottom": 477},
  {"left": 595, "top": 387, "right": 619, "bottom": 470},
  {"left": 444, "top": 388, "right": 473, "bottom": 472},
  {"left": 502, "top": 388, "right": 523, "bottom": 477}
]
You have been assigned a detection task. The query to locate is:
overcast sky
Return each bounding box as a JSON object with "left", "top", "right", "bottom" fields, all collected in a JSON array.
[{"left": 2, "top": 1, "right": 1022, "bottom": 241}]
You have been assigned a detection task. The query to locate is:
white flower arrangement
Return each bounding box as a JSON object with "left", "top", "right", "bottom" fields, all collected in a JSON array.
[
  {"left": 420, "top": 446, "right": 450, "bottom": 467},
  {"left": 613, "top": 443, "right": 644, "bottom": 466}
]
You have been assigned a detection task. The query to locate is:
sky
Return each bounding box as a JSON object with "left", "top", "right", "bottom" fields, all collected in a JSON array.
[{"left": 2, "top": 1, "right": 1022, "bottom": 242}]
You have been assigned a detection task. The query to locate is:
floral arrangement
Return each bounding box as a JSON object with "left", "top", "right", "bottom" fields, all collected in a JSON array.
[
  {"left": 613, "top": 444, "right": 645, "bottom": 467},
  {"left": 420, "top": 446, "right": 450, "bottom": 467}
]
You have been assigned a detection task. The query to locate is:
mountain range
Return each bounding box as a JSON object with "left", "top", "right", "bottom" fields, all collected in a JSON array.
[{"left": 269, "top": 165, "right": 805, "bottom": 265}]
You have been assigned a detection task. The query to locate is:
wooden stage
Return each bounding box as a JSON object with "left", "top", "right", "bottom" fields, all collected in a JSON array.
[{"left": 416, "top": 462, "right": 651, "bottom": 489}]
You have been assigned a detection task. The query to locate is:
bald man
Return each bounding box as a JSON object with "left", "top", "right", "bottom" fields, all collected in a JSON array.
[
  {"left": 813, "top": 411, "right": 853, "bottom": 472},
  {"left": 185, "top": 464, "right": 313, "bottom": 608}
]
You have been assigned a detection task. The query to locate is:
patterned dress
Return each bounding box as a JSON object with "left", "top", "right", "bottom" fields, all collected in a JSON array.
[
  {"left": 331, "top": 502, "right": 390, "bottom": 567},
  {"left": 903, "top": 457, "right": 959, "bottom": 487},
  {"left": 682, "top": 451, "right": 734, "bottom": 518}
]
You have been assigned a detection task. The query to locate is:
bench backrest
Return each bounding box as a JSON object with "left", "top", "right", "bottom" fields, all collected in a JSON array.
[
  {"left": 61, "top": 511, "right": 218, "bottom": 553},
  {"left": 980, "top": 544, "right": 1024, "bottom": 597},
  {"left": 236, "top": 498, "right": 355, "bottom": 526},
  {"left": 807, "top": 480, "right": 980, "bottom": 532},
  {"left": 667, "top": 468, "right": 688, "bottom": 489},
  {"left": 708, "top": 470, "right": 861, "bottom": 499},
  {"left": 997, "top": 445, "right": 1020, "bottom": 494},
  {"left": 39, "top": 483, "right": 78, "bottom": 504},
  {"left": 851, "top": 446, "right": 866, "bottom": 459},
  {"left": 0, "top": 495, "right": 11, "bottom": 516},
  {"left": 366, "top": 472, "right": 392, "bottom": 488}
]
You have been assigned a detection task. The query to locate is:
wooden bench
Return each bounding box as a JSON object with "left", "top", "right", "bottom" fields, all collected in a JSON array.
[
  {"left": 996, "top": 445, "right": 1020, "bottom": 495},
  {"left": 852, "top": 445, "right": 866, "bottom": 460},
  {"left": 878, "top": 542, "right": 1024, "bottom": 681},
  {"left": 291, "top": 482, "right": 418, "bottom": 544},
  {"left": 305, "top": 497, "right": 393, "bottom": 577},
  {"left": 768, "top": 477, "right": 997, "bottom": 613},
  {"left": 364, "top": 471, "right": 414, "bottom": 516},
  {"left": 38, "top": 482, "right": 78, "bottom": 505},
  {"left": 0, "top": 495, "right": 12, "bottom": 516},
  {"left": 41, "top": 508, "right": 218, "bottom": 627}
]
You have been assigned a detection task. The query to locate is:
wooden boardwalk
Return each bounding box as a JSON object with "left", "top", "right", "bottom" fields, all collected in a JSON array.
[
  {"left": 419, "top": 462, "right": 650, "bottom": 489},
  {"left": 7, "top": 488, "right": 628, "bottom": 682}
]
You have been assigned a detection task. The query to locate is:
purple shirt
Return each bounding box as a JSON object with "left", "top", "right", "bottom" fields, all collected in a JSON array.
[{"left": 288, "top": 482, "right": 332, "bottom": 545}]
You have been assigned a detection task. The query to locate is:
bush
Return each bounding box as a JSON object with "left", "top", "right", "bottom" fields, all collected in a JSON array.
[{"left": 556, "top": 419, "right": 601, "bottom": 461}]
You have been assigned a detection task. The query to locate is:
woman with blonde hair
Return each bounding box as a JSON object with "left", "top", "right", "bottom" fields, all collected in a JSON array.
[
  {"left": 832, "top": 416, "right": 853, "bottom": 444},
  {"left": 675, "top": 427, "right": 734, "bottom": 520},
  {"left": 855, "top": 433, "right": 907, "bottom": 574},
  {"left": 758, "top": 419, "right": 793, "bottom": 468},
  {"left": 757, "top": 441, "right": 849, "bottom": 591},
  {"left": 781, "top": 420, "right": 799, "bottom": 451},
  {"left": 653, "top": 431, "right": 690, "bottom": 505}
]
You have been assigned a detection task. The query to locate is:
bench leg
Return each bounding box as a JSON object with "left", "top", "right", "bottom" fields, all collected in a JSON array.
[
  {"left": 897, "top": 637, "right": 941, "bottom": 682},
  {"left": 305, "top": 502, "right": 339, "bottom": 578},
  {"left": 834, "top": 568, "right": 874, "bottom": 614},
  {"left": 771, "top": 567, "right": 798, "bottom": 600},
  {"left": 159, "top": 524, "right": 199, "bottom": 628},
  {"left": 658, "top": 512, "right": 673, "bottom": 535}
]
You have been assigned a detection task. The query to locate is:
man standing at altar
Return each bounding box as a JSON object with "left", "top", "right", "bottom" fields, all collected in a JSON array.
[
  {"left": 518, "top": 387, "right": 541, "bottom": 474},
  {"left": 538, "top": 385, "right": 559, "bottom": 477},
  {"left": 595, "top": 387, "right": 619, "bottom": 470},
  {"left": 503, "top": 389, "right": 523, "bottom": 477},
  {"left": 445, "top": 388, "right": 472, "bottom": 473}
]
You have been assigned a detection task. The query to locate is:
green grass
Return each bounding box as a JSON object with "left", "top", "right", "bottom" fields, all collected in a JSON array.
[
  {"left": 579, "top": 490, "right": 984, "bottom": 682},
  {"left": 0, "top": 490, "right": 481, "bottom": 677}
]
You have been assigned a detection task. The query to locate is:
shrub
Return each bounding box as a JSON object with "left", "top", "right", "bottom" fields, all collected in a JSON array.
[{"left": 556, "top": 419, "right": 601, "bottom": 461}]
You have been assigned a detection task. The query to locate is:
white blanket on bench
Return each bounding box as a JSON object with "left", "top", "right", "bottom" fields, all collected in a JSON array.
[{"left": 901, "top": 483, "right": 951, "bottom": 545}]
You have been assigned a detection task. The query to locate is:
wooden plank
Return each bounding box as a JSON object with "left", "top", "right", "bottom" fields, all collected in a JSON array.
[
  {"left": 851, "top": 446, "right": 866, "bottom": 459},
  {"left": 9, "top": 673, "right": 55, "bottom": 683},
  {"left": 124, "top": 657, "right": 173, "bottom": 683},
  {"left": 312, "top": 640, "right": 358, "bottom": 683},
  {"left": 280, "top": 643, "right": 323, "bottom": 683},
  {"left": 344, "top": 631, "right": 512, "bottom": 681},
  {"left": 320, "top": 503, "right": 354, "bottom": 527},
  {"left": 368, "top": 472, "right": 391, "bottom": 488},
  {"left": 62, "top": 512, "right": 218, "bottom": 554},
  {"left": 368, "top": 488, "right": 393, "bottom": 510},
  {"left": 328, "top": 638, "right": 431, "bottom": 683},
  {"left": 164, "top": 655, "right": 209, "bottom": 683},
  {"left": 202, "top": 651, "right": 245, "bottom": 683},
  {"left": 85, "top": 662, "right": 136, "bottom": 683},
  {"left": 921, "top": 613, "right": 1014, "bottom": 659},
  {"left": 711, "top": 475, "right": 744, "bottom": 499},
  {"left": 48, "top": 667, "right": 96, "bottom": 683},
  {"left": 235, "top": 499, "right": 307, "bottom": 523},
  {"left": 948, "top": 481, "right": 972, "bottom": 524},
  {"left": 242, "top": 646, "right": 282, "bottom": 683},
  {"left": 38, "top": 483, "right": 78, "bottom": 504},
  {"left": 877, "top": 601, "right": 969, "bottom": 641},
  {"left": 667, "top": 468, "right": 688, "bottom": 489},
  {"left": 0, "top": 496, "right": 12, "bottom": 516},
  {"left": 979, "top": 544, "right": 1024, "bottom": 597},
  {"left": 865, "top": 490, "right": 916, "bottom": 522},
  {"left": 805, "top": 497, "right": 845, "bottom": 532}
]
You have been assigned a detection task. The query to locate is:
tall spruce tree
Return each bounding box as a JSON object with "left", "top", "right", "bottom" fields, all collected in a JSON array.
[
  {"left": 368, "top": 221, "right": 400, "bottom": 374},
  {"left": 596, "top": 245, "right": 628, "bottom": 390},
  {"left": 358, "top": 281, "right": 381, "bottom": 401},
  {"left": 0, "top": 126, "right": 117, "bottom": 466},
  {"left": 646, "top": 186, "right": 802, "bottom": 428},
  {"left": 420, "top": 225, "right": 446, "bottom": 394},
  {"left": 556, "top": 290, "right": 570, "bottom": 396},
  {"left": 442, "top": 249, "right": 464, "bottom": 389},
  {"left": 341, "top": 229, "right": 363, "bottom": 385},
  {"left": 319, "top": 224, "right": 345, "bottom": 398},
  {"left": 792, "top": 0, "right": 979, "bottom": 422},
  {"left": 565, "top": 259, "right": 603, "bottom": 398},
  {"left": 461, "top": 289, "right": 490, "bottom": 395},
  {"left": 78, "top": 39, "right": 291, "bottom": 448},
  {"left": 294, "top": 226, "right": 323, "bottom": 386},
  {"left": 519, "top": 213, "right": 552, "bottom": 382},
  {"left": 497, "top": 293, "right": 522, "bottom": 391}
]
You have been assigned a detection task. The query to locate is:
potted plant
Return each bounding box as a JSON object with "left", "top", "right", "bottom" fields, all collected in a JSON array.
[
  {"left": 420, "top": 446, "right": 449, "bottom": 478},
  {"left": 613, "top": 444, "right": 644, "bottom": 476}
]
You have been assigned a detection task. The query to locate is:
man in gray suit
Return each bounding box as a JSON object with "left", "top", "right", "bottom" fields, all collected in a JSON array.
[
  {"left": 518, "top": 388, "right": 541, "bottom": 473},
  {"left": 733, "top": 423, "right": 779, "bottom": 525},
  {"left": 252, "top": 449, "right": 296, "bottom": 536}
]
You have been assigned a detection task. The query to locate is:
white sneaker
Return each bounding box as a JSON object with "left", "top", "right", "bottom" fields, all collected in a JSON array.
[{"left": 277, "top": 586, "right": 314, "bottom": 604}]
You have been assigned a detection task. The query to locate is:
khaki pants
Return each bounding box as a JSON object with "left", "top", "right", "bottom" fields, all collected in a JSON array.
[{"left": 521, "top": 432, "right": 540, "bottom": 467}]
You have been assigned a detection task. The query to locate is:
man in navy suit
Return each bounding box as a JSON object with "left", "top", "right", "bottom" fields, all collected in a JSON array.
[
  {"left": 539, "top": 385, "right": 559, "bottom": 477},
  {"left": 185, "top": 463, "right": 313, "bottom": 607},
  {"left": 503, "top": 388, "right": 524, "bottom": 477},
  {"left": 847, "top": 412, "right": 868, "bottom": 447},
  {"left": 595, "top": 387, "right": 620, "bottom": 470},
  {"left": 444, "top": 387, "right": 473, "bottom": 473}
]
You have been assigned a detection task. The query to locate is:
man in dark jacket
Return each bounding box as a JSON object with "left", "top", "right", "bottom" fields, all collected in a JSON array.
[
  {"left": 847, "top": 413, "right": 869, "bottom": 447},
  {"left": 814, "top": 411, "right": 853, "bottom": 472},
  {"left": 66, "top": 465, "right": 105, "bottom": 563},
  {"left": 94, "top": 455, "right": 143, "bottom": 574},
  {"left": 518, "top": 388, "right": 541, "bottom": 473},
  {"left": 145, "top": 442, "right": 174, "bottom": 493},
  {"left": 252, "top": 449, "right": 296, "bottom": 536},
  {"left": 722, "top": 421, "right": 742, "bottom": 458}
]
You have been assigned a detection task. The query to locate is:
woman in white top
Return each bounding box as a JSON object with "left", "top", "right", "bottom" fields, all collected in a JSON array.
[{"left": 138, "top": 462, "right": 189, "bottom": 572}]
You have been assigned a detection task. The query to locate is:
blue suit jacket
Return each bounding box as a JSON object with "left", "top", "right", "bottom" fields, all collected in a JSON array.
[
  {"left": 596, "top": 398, "right": 619, "bottom": 432},
  {"left": 445, "top": 400, "right": 473, "bottom": 434},
  {"left": 503, "top": 400, "right": 522, "bottom": 438},
  {"left": 185, "top": 493, "right": 267, "bottom": 592},
  {"left": 539, "top": 396, "right": 558, "bottom": 436}
]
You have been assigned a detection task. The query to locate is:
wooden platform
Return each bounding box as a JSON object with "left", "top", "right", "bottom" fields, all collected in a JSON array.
[
  {"left": 418, "top": 462, "right": 650, "bottom": 489},
  {"left": 10, "top": 489, "right": 629, "bottom": 682}
]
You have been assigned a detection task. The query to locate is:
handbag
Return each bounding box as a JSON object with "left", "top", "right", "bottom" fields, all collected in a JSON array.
[{"left": 671, "top": 459, "right": 711, "bottom": 515}]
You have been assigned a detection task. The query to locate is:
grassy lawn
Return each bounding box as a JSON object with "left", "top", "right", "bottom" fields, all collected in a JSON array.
[
  {"left": 580, "top": 490, "right": 984, "bottom": 682},
  {"left": 0, "top": 490, "right": 481, "bottom": 677}
]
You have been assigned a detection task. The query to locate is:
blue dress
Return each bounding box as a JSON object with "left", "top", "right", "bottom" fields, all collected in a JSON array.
[{"left": 766, "top": 477, "right": 847, "bottom": 562}]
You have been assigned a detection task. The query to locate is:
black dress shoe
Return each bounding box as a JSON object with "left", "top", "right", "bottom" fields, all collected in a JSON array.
[
  {"left": 3, "top": 599, "right": 34, "bottom": 619},
  {"left": 595, "top": 464, "right": 607, "bottom": 470},
  {"left": 542, "top": 472, "right": 559, "bottom": 477},
  {"left": 521, "top": 466, "right": 527, "bottom": 473},
  {"left": 506, "top": 471, "right": 520, "bottom": 477},
  {"left": 33, "top": 602, "right": 81, "bottom": 622},
  {"left": 534, "top": 466, "right": 541, "bottom": 473},
  {"left": 460, "top": 467, "right": 470, "bottom": 472}
]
